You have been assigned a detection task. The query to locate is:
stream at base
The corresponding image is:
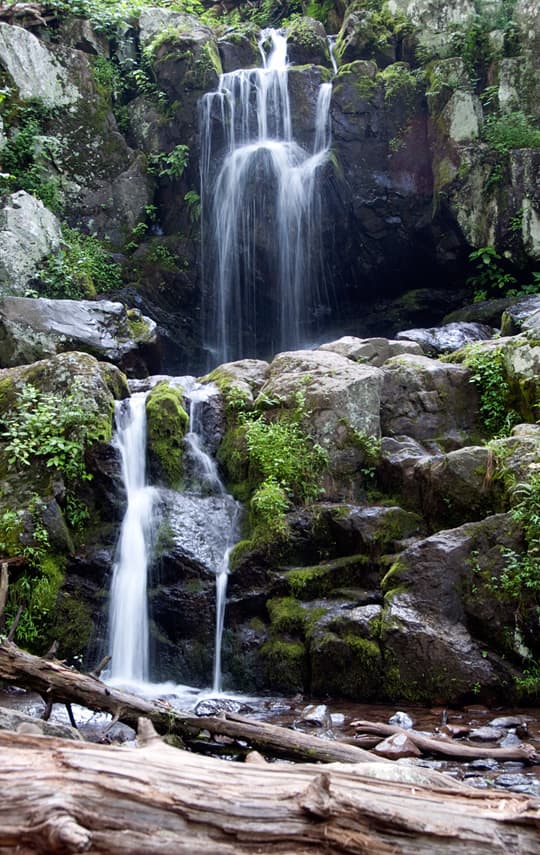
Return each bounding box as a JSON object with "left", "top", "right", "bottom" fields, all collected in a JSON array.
[{"left": 2, "top": 686, "right": 540, "bottom": 797}]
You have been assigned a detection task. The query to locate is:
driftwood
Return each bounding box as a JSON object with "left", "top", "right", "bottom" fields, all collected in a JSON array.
[
  {"left": 1, "top": 718, "right": 539, "bottom": 854},
  {"left": 0, "top": 638, "right": 379, "bottom": 764},
  {"left": 352, "top": 720, "right": 540, "bottom": 764}
]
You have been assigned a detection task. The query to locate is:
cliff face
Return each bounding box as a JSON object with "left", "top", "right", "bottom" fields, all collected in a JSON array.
[
  {"left": 0, "top": 1, "right": 539, "bottom": 368},
  {"left": 0, "top": 2, "right": 539, "bottom": 704}
]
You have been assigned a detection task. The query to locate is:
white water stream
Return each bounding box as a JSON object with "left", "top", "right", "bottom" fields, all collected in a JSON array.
[
  {"left": 200, "top": 28, "right": 333, "bottom": 364},
  {"left": 107, "top": 382, "right": 239, "bottom": 694},
  {"left": 108, "top": 394, "right": 155, "bottom": 684}
]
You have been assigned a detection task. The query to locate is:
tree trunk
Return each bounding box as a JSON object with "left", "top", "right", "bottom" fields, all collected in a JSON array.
[
  {"left": 0, "top": 721, "right": 539, "bottom": 854},
  {"left": 0, "top": 638, "right": 377, "bottom": 764}
]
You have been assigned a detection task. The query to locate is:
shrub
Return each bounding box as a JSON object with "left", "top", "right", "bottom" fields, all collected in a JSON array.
[
  {"left": 463, "top": 345, "right": 519, "bottom": 437},
  {"left": 37, "top": 227, "right": 122, "bottom": 299}
]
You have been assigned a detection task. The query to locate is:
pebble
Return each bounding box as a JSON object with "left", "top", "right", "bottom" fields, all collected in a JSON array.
[
  {"left": 499, "top": 731, "right": 521, "bottom": 748},
  {"left": 470, "top": 757, "right": 498, "bottom": 771}
]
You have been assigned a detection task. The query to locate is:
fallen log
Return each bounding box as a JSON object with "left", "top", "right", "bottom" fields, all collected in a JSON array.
[
  {"left": 0, "top": 719, "right": 539, "bottom": 854},
  {"left": 351, "top": 720, "right": 540, "bottom": 764},
  {"left": 0, "top": 638, "right": 377, "bottom": 764}
]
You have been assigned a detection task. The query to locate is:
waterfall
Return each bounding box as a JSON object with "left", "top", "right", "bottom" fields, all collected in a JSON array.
[
  {"left": 184, "top": 383, "right": 240, "bottom": 693},
  {"left": 200, "top": 28, "right": 333, "bottom": 364},
  {"left": 108, "top": 393, "right": 155, "bottom": 685}
]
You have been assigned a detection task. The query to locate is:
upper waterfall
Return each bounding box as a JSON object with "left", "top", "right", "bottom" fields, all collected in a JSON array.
[{"left": 200, "top": 28, "right": 333, "bottom": 365}]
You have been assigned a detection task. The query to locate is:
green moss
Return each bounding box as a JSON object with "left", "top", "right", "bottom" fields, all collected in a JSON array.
[
  {"left": 310, "top": 631, "right": 382, "bottom": 699},
  {"left": 127, "top": 309, "right": 153, "bottom": 340},
  {"left": 0, "top": 377, "right": 17, "bottom": 418},
  {"left": 45, "top": 591, "right": 94, "bottom": 659},
  {"left": 216, "top": 424, "right": 250, "bottom": 499},
  {"left": 260, "top": 638, "right": 307, "bottom": 693},
  {"left": 288, "top": 554, "right": 370, "bottom": 600},
  {"left": 267, "top": 596, "right": 306, "bottom": 636},
  {"left": 145, "top": 381, "right": 188, "bottom": 488}
]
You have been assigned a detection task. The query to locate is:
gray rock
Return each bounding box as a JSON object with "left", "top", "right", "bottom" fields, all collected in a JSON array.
[
  {"left": 259, "top": 349, "right": 383, "bottom": 487},
  {"left": 469, "top": 726, "right": 505, "bottom": 741},
  {"left": 296, "top": 704, "right": 332, "bottom": 729},
  {"left": 373, "top": 732, "right": 422, "bottom": 759},
  {"left": 194, "top": 697, "right": 252, "bottom": 716},
  {"left": 500, "top": 297, "right": 540, "bottom": 336},
  {"left": 286, "top": 17, "right": 331, "bottom": 67},
  {"left": 489, "top": 715, "right": 529, "bottom": 728},
  {"left": 138, "top": 8, "right": 205, "bottom": 47},
  {"left": 499, "top": 731, "right": 521, "bottom": 747},
  {"left": 0, "top": 192, "right": 61, "bottom": 295},
  {"left": 0, "top": 705, "right": 82, "bottom": 740},
  {"left": 396, "top": 322, "right": 495, "bottom": 356},
  {"left": 381, "top": 354, "right": 481, "bottom": 447},
  {"left": 201, "top": 359, "right": 270, "bottom": 406},
  {"left": 0, "top": 22, "right": 80, "bottom": 106},
  {"left": 470, "top": 757, "right": 498, "bottom": 770},
  {"left": 389, "top": 711, "right": 414, "bottom": 729},
  {"left": 318, "top": 335, "right": 423, "bottom": 365},
  {"left": 0, "top": 296, "right": 158, "bottom": 374}
]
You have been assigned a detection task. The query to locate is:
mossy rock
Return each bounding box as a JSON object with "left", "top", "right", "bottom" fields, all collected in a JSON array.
[
  {"left": 44, "top": 590, "right": 95, "bottom": 660},
  {"left": 145, "top": 381, "right": 188, "bottom": 488},
  {"left": 260, "top": 638, "right": 307, "bottom": 693},
  {"left": 286, "top": 554, "right": 372, "bottom": 600},
  {"left": 310, "top": 631, "right": 382, "bottom": 699}
]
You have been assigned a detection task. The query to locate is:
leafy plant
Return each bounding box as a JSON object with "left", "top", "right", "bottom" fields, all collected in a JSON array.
[
  {"left": 148, "top": 144, "right": 190, "bottom": 180},
  {"left": 483, "top": 111, "right": 540, "bottom": 154},
  {"left": 36, "top": 227, "right": 122, "bottom": 299},
  {"left": 498, "top": 475, "right": 540, "bottom": 624},
  {"left": 184, "top": 190, "right": 201, "bottom": 222},
  {"left": 467, "top": 246, "right": 517, "bottom": 301},
  {"left": 2, "top": 382, "right": 105, "bottom": 483},
  {"left": 463, "top": 345, "right": 519, "bottom": 436}
]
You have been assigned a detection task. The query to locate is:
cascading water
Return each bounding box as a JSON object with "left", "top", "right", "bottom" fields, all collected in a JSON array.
[
  {"left": 183, "top": 382, "right": 240, "bottom": 693},
  {"left": 107, "top": 381, "right": 239, "bottom": 695},
  {"left": 200, "top": 28, "right": 333, "bottom": 364},
  {"left": 108, "top": 393, "right": 155, "bottom": 685}
]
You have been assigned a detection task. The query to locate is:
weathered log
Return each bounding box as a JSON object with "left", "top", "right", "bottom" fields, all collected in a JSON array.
[
  {"left": 0, "top": 639, "right": 377, "bottom": 764},
  {"left": 0, "top": 720, "right": 539, "bottom": 854},
  {"left": 351, "top": 720, "right": 540, "bottom": 764}
]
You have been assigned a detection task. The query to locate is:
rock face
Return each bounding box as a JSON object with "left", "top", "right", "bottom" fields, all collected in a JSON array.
[
  {"left": 0, "top": 193, "right": 62, "bottom": 295},
  {"left": 0, "top": 22, "right": 80, "bottom": 106},
  {"left": 0, "top": 297, "right": 159, "bottom": 375}
]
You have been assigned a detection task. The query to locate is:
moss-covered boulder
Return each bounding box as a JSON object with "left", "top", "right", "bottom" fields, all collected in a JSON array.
[
  {"left": 286, "top": 17, "right": 331, "bottom": 67},
  {"left": 145, "top": 381, "right": 188, "bottom": 488}
]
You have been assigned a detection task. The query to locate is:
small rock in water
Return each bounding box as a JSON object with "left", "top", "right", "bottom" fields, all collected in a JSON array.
[
  {"left": 495, "top": 773, "right": 533, "bottom": 791},
  {"left": 373, "top": 732, "right": 422, "bottom": 759},
  {"left": 499, "top": 731, "right": 521, "bottom": 748},
  {"left": 296, "top": 704, "right": 332, "bottom": 730},
  {"left": 330, "top": 713, "right": 345, "bottom": 728},
  {"left": 194, "top": 698, "right": 252, "bottom": 717},
  {"left": 468, "top": 726, "right": 505, "bottom": 741},
  {"left": 470, "top": 757, "right": 498, "bottom": 771},
  {"left": 467, "top": 777, "right": 489, "bottom": 789},
  {"left": 489, "top": 715, "right": 528, "bottom": 728},
  {"left": 389, "top": 711, "right": 414, "bottom": 729}
]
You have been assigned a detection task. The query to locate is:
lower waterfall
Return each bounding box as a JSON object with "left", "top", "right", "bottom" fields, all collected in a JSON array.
[{"left": 107, "top": 381, "right": 240, "bottom": 695}]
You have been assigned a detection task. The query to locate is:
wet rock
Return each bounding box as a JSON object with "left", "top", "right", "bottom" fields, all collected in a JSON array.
[
  {"left": 469, "top": 757, "right": 498, "bottom": 771},
  {"left": 286, "top": 17, "right": 331, "bottom": 67},
  {"left": 0, "top": 297, "right": 159, "bottom": 375},
  {"left": 500, "top": 731, "right": 522, "bottom": 748},
  {"left": 0, "top": 192, "right": 61, "bottom": 296},
  {"left": 396, "top": 322, "right": 495, "bottom": 356},
  {"left": 217, "top": 29, "right": 260, "bottom": 72},
  {"left": 469, "top": 726, "right": 505, "bottom": 741},
  {"left": 194, "top": 697, "right": 252, "bottom": 717},
  {"left": 330, "top": 713, "right": 345, "bottom": 728},
  {"left": 490, "top": 715, "right": 529, "bottom": 730},
  {"left": 0, "top": 706, "right": 82, "bottom": 740},
  {"left": 495, "top": 773, "right": 536, "bottom": 791},
  {"left": 201, "top": 359, "right": 270, "bottom": 405},
  {"left": 296, "top": 704, "right": 332, "bottom": 730},
  {"left": 389, "top": 711, "right": 414, "bottom": 729},
  {"left": 500, "top": 296, "right": 540, "bottom": 336},
  {"left": 318, "top": 336, "right": 423, "bottom": 366},
  {"left": 372, "top": 732, "right": 422, "bottom": 759}
]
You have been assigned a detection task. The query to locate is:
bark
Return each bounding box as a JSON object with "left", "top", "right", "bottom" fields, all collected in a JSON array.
[
  {"left": 0, "top": 638, "right": 377, "bottom": 764},
  {"left": 0, "top": 720, "right": 539, "bottom": 855},
  {"left": 352, "top": 720, "right": 540, "bottom": 764}
]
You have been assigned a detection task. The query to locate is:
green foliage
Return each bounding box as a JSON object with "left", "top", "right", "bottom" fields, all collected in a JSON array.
[
  {"left": 515, "top": 660, "right": 540, "bottom": 699},
  {"left": 37, "top": 227, "right": 122, "bottom": 299},
  {"left": 498, "top": 475, "right": 540, "bottom": 628},
  {"left": 0, "top": 498, "right": 64, "bottom": 647},
  {"left": 184, "top": 190, "right": 201, "bottom": 222},
  {"left": 250, "top": 479, "right": 289, "bottom": 542},
  {"left": 464, "top": 345, "right": 519, "bottom": 436},
  {"left": 380, "top": 63, "right": 421, "bottom": 104},
  {"left": 467, "top": 246, "right": 517, "bottom": 301},
  {"left": 449, "top": 14, "right": 491, "bottom": 79},
  {"left": 0, "top": 100, "right": 61, "bottom": 211},
  {"left": 483, "top": 111, "right": 540, "bottom": 154},
  {"left": 148, "top": 144, "right": 190, "bottom": 180},
  {"left": 49, "top": 0, "right": 205, "bottom": 36},
  {"left": 243, "top": 393, "right": 328, "bottom": 504},
  {"left": 1, "top": 382, "right": 105, "bottom": 483}
]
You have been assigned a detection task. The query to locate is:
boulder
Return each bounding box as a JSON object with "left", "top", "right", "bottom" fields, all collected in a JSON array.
[
  {"left": 257, "top": 349, "right": 383, "bottom": 493},
  {"left": 500, "top": 296, "right": 540, "bottom": 335},
  {"left": 145, "top": 382, "right": 189, "bottom": 487},
  {"left": 0, "top": 22, "right": 80, "bottom": 106},
  {"left": 0, "top": 706, "right": 82, "bottom": 740},
  {"left": 201, "top": 359, "right": 270, "bottom": 406},
  {"left": 217, "top": 28, "right": 260, "bottom": 72},
  {"left": 380, "top": 353, "right": 481, "bottom": 447},
  {"left": 0, "top": 297, "right": 159, "bottom": 375},
  {"left": 0, "top": 192, "right": 61, "bottom": 296},
  {"left": 286, "top": 17, "right": 331, "bottom": 67},
  {"left": 318, "top": 335, "right": 423, "bottom": 365},
  {"left": 396, "top": 322, "right": 495, "bottom": 356},
  {"left": 372, "top": 732, "right": 422, "bottom": 759}
]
